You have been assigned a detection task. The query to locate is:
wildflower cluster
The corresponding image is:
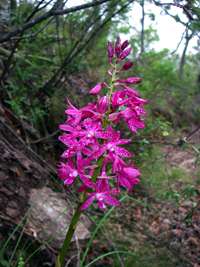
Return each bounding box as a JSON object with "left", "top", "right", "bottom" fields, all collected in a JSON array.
[{"left": 58, "top": 37, "right": 147, "bottom": 210}]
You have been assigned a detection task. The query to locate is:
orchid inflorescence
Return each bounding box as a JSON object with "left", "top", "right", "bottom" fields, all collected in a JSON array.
[{"left": 58, "top": 37, "right": 147, "bottom": 210}]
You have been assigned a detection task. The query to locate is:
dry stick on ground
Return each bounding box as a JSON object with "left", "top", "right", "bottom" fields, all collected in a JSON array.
[
  {"left": 185, "top": 125, "right": 200, "bottom": 141},
  {"left": 0, "top": 0, "right": 111, "bottom": 44}
]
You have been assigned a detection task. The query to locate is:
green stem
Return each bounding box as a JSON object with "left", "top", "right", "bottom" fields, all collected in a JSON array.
[
  {"left": 55, "top": 156, "right": 104, "bottom": 267},
  {"left": 55, "top": 204, "right": 82, "bottom": 267},
  {"left": 108, "top": 64, "right": 117, "bottom": 99},
  {"left": 55, "top": 61, "right": 119, "bottom": 267}
]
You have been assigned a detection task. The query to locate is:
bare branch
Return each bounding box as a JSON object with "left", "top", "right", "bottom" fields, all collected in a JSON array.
[
  {"left": 171, "top": 27, "right": 187, "bottom": 55},
  {"left": 0, "top": 0, "right": 55, "bottom": 85},
  {"left": 140, "top": 0, "right": 145, "bottom": 54},
  {"left": 153, "top": 0, "right": 195, "bottom": 21},
  {"left": 0, "top": 0, "right": 111, "bottom": 44},
  {"left": 42, "top": 0, "right": 134, "bottom": 91}
]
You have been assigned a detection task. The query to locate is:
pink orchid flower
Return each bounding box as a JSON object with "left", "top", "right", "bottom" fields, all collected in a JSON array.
[{"left": 81, "top": 179, "right": 120, "bottom": 210}]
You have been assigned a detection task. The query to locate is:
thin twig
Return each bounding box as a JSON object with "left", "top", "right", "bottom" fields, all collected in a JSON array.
[
  {"left": 51, "top": 0, "right": 134, "bottom": 90},
  {"left": 171, "top": 27, "right": 187, "bottom": 55},
  {"left": 0, "top": 0, "right": 111, "bottom": 43},
  {"left": 29, "top": 130, "right": 59, "bottom": 144}
]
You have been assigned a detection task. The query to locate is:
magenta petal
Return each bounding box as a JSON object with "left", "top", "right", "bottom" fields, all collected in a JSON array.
[
  {"left": 120, "top": 47, "right": 132, "bottom": 60},
  {"left": 78, "top": 184, "right": 88, "bottom": 193},
  {"left": 80, "top": 174, "right": 95, "bottom": 189},
  {"left": 58, "top": 135, "right": 70, "bottom": 145},
  {"left": 123, "top": 167, "right": 140, "bottom": 178},
  {"left": 126, "top": 77, "right": 142, "bottom": 84},
  {"left": 117, "top": 77, "right": 142, "bottom": 84},
  {"left": 122, "top": 108, "right": 136, "bottom": 119},
  {"left": 89, "top": 83, "right": 105, "bottom": 95},
  {"left": 97, "top": 178, "right": 110, "bottom": 192},
  {"left": 134, "top": 96, "right": 148, "bottom": 104},
  {"left": 118, "top": 176, "right": 132, "bottom": 190},
  {"left": 115, "top": 147, "right": 132, "bottom": 158},
  {"left": 116, "top": 138, "right": 132, "bottom": 145},
  {"left": 112, "top": 157, "right": 126, "bottom": 172},
  {"left": 81, "top": 195, "right": 95, "bottom": 210},
  {"left": 104, "top": 195, "right": 120, "bottom": 206},
  {"left": 61, "top": 149, "right": 75, "bottom": 158},
  {"left": 130, "top": 177, "right": 140, "bottom": 186},
  {"left": 64, "top": 177, "right": 75, "bottom": 185},
  {"left": 128, "top": 118, "right": 145, "bottom": 129},
  {"left": 91, "top": 147, "right": 105, "bottom": 159},
  {"left": 96, "top": 131, "right": 110, "bottom": 139},
  {"left": 135, "top": 106, "right": 146, "bottom": 116},
  {"left": 59, "top": 124, "right": 74, "bottom": 132},
  {"left": 128, "top": 124, "right": 137, "bottom": 133},
  {"left": 65, "top": 109, "right": 78, "bottom": 116},
  {"left": 123, "top": 86, "right": 139, "bottom": 96},
  {"left": 97, "top": 201, "right": 106, "bottom": 209},
  {"left": 109, "top": 112, "right": 121, "bottom": 122},
  {"left": 58, "top": 163, "right": 67, "bottom": 180}
]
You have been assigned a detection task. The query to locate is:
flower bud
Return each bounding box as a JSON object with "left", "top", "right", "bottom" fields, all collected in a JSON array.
[
  {"left": 97, "top": 96, "right": 109, "bottom": 113},
  {"left": 120, "top": 47, "right": 132, "bottom": 60},
  {"left": 121, "top": 40, "right": 129, "bottom": 50},
  {"left": 117, "top": 77, "right": 142, "bottom": 84},
  {"left": 123, "top": 167, "right": 140, "bottom": 178},
  {"left": 89, "top": 82, "right": 106, "bottom": 95},
  {"left": 115, "top": 36, "right": 121, "bottom": 57},
  {"left": 122, "top": 61, "right": 133, "bottom": 70},
  {"left": 107, "top": 42, "right": 114, "bottom": 62}
]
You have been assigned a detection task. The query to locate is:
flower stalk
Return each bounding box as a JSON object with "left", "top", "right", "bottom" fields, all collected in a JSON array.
[
  {"left": 55, "top": 204, "right": 82, "bottom": 267},
  {"left": 56, "top": 37, "right": 147, "bottom": 266}
]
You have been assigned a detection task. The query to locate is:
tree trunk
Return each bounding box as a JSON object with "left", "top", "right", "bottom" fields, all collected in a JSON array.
[
  {"left": 140, "top": 0, "right": 145, "bottom": 54},
  {"left": 179, "top": 31, "right": 193, "bottom": 78}
]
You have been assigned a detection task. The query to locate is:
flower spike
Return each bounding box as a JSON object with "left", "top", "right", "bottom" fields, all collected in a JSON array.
[{"left": 58, "top": 37, "right": 147, "bottom": 210}]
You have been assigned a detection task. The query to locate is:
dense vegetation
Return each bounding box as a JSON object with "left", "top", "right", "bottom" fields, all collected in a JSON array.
[{"left": 0, "top": 0, "right": 200, "bottom": 266}]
